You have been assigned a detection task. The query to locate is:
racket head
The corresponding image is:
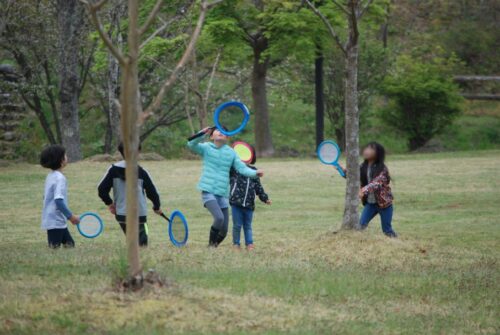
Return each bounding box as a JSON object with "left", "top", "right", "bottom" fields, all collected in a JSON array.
[
  {"left": 213, "top": 101, "right": 250, "bottom": 136},
  {"left": 232, "top": 141, "right": 254, "bottom": 164},
  {"left": 317, "top": 140, "right": 341, "bottom": 165},
  {"left": 77, "top": 212, "right": 103, "bottom": 238},
  {"left": 168, "top": 210, "right": 188, "bottom": 247}
]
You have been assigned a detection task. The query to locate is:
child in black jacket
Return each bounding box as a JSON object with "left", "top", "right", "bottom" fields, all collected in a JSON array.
[
  {"left": 97, "top": 143, "right": 163, "bottom": 246},
  {"left": 229, "top": 146, "right": 271, "bottom": 250}
]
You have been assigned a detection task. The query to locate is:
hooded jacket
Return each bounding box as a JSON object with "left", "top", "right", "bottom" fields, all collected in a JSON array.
[
  {"left": 187, "top": 135, "right": 257, "bottom": 197},
  {"left": 229, "top": 166, "right": 269, "bottom": 210},
  {"left": 97, "top": 161, "right": 161, "bottom": 223}
]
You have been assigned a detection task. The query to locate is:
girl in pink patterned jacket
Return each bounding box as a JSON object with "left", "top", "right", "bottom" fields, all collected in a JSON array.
[{"left": 342, "top": 142, "right": 397, "bottom": 237}]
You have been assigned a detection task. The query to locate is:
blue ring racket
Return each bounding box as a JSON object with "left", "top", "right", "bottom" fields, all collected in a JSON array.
[
  {"left": 213, "top": 101, "right": 250, "bottom": 136},
  {"left": 317, "top": 140, "right": 345, "bottom": 177},
  {"left": 77, "top": 212, "right": 104, "bottom": 238},
  {"left": 160, "top": 211, "right": 188, "bottom": 247},
  {"left": 188, "top": 101, "right": 250, "bottom": 140}
]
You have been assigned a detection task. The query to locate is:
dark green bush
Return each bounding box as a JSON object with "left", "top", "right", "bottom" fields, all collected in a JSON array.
[{"left": 380, "top": 55, "right": 464, "bottom": 151}]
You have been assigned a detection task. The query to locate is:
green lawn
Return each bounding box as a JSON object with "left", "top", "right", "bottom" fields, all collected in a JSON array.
[{"left": 0, "top": 151, "right": 499, "bottom": 334}]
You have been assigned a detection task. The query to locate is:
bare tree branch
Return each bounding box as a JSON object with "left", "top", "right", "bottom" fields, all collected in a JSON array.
[
  {"left": 332, "top": 0, "right": 351, "bottom": 16},
  {"left": 204, "top": 49, "right": 221, "bottom": 105},
  {"left": 140, "top": 15, "right": 181, "bottom": 49},
  {"left": 138, "top": 0, "right": 163, "bottom": 36},
  {"left": 142, "top": 0, "right": 216, "bottom": 118},
  {"left": 304, "top": 0, "right": 347, "bottom": 56},
  {"left": 81, "top": 0, "right": 126, "bottom": 65},
  {"left": 358, "top": 0, "right": 375, "bottom": 18}
]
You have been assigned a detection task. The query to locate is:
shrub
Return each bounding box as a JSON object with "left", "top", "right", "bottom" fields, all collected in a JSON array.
[{"left": 380, "top": 55, "right": 464, "bottom": 151}]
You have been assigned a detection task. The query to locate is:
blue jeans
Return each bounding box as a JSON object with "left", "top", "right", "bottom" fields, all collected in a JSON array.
[
  {"left": 360, "top": 203, "right": 396, "bottom": 236},
  {"left": 232, "top": 205, "right": 254, "bottom": 246}
]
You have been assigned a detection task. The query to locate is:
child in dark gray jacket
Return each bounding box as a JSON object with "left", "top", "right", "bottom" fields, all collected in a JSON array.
[
  {"left": 97, "top": 143, "right": 163, "bottom": 246},
  {"left": 229, "top": 146, "right": 271, "bottom": 250}
]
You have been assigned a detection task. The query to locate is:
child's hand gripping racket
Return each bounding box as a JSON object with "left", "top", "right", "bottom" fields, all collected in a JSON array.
[
  {"left": 317, "top": 140, "right": 346, "bottom": 177},
  {"left": 188, "top": 101, "right": 250, "bottom": 140},
  {"left": 158, "top": 210, "right": 189, "bottom": 247}
]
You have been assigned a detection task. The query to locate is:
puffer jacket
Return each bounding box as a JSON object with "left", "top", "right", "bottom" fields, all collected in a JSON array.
[
  {"left": 229, "top": 166, "right": 269, "bottom": 210},
  {"left": 187, "top": 135, "right": 257, "bottom": 197}
]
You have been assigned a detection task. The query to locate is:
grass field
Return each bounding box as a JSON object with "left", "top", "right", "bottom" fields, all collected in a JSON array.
[{"left": 0, "top": 151, "right": 499, "bottom": 334}]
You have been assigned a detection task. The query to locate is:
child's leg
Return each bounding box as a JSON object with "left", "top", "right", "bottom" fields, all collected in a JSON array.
[
  {"left": 232, "top": 206, "right": 244, "bottom": 246},
  {"left": 118, "top": 222, "right": 126, "bottom": 235},
  {"left": 359, "top": 204, "right": 378, "bottom": 229},
  {"left": 119, "top": 222, "right": 148, "bottom": 245},
  {"left": 205, "top": 200, "right": 225, "bottom": 246},
  {"left": 379, "top": 205, "right": 397, "bottom": 237},
  {"left": 217, "top": 207, "right": 229, "bottom": 244},
  {"left": 47, "top": 229, "right": 64, "bottom": 248},
  {"left": 242, "top": 208, "right": 254, "bottom": 246},
  {"left": 61, "top": 228, "right": 75, "bottom": 248},
  {"left": 139, "top": 224, "right": 148, "bottom": 246}
]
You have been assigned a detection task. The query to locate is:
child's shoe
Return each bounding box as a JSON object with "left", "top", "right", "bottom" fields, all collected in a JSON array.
[
  {"left": 246, "top": 244, "right": 254, "bottom": 251},
  {"left": 233, "top": 244, "right": 241, "bottom": 251}
]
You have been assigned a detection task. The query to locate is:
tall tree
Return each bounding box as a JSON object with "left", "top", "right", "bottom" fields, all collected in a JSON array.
[
  {"left": 83, "top": 0, "right": 219, "bottom": 286},
  {"left": 306, "top": 0, "right": 383, "bottom": 229},
  {"left": 204, "top": 1, "right": 311, "bottom": 157},
  {"left": 314, "top": 45, "right": 325, "bottom": 147},
  {"left": 56, "top": 0, "right": 84, "bottom": 161}
]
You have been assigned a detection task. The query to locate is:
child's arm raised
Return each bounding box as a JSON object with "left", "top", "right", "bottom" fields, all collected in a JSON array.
[{"left": 187, "top": 127, "right": 211, "bottom": 156}]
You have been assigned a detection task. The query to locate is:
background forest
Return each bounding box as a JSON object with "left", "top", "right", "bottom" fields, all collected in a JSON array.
[{"left": 0, "top": 0, "right": 498, "bottom": 162}]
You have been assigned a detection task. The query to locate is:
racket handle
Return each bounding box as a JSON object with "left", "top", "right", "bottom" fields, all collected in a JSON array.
[
  {"left": 335, "top": 165, "right": 346, "bottom": 178},
  {"left": 187, "top": 127, "right": 215, "bottom": 141},
  {"left": 160, "top": 212, "right": 170, "bottom": 223}
]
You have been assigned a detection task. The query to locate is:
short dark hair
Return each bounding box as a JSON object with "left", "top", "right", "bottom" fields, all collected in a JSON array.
[
  {"left": 40, "top": 145, "right": 66, "bottom": 170},
  {"left": 118, "top": 142, "right": 142, "bottom": 158}
]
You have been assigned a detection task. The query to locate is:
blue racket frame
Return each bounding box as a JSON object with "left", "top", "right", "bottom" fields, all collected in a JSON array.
[
  {"left": 168, "top": 210, "right": 189, "bottom": 247},
  {"left": 213, "top": 101, "right": 250, "bottom": 136},
  {"left": 317, "top": 140, "right": 346, "bottom": 177},
  {"left": 77, "top": 212, "right": 104, "bottom": 238}
]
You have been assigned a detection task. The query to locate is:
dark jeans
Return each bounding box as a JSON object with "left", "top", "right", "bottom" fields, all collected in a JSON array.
[
  {"left": 119, "top": 222, "right": 148, "bottom": 246},
  {"left": 360, "top": 203, "right": 396, "bottom": 237},
  {"left": 232, "top": 205, "right": 254, "bottom": 246},
  {"left": 47, "top": 228, "right": 75, "bottom": 248}
]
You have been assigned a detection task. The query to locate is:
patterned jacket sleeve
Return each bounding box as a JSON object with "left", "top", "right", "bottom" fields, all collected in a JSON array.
[
  {"left": 361, "top": 168, "right": 389, "bottom": 195},
  {"left": 254, "top": 178, "right": 269, "bottom": 203}
]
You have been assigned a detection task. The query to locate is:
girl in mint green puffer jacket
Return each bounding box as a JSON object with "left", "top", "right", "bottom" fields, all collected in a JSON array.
[{"left": 187, "top": 128, "right": 263, "bottom": 247}]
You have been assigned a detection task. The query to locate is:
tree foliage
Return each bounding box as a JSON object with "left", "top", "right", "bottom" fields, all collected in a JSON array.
[{"left": 380, "top": 54, "right": 464, "bottom": 151}]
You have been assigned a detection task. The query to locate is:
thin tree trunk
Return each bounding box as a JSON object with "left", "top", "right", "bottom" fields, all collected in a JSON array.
[
  {"left": 121, "top": 0, "right": 141, "bottom": 279},
  {"left": 342, "top": 43, "right": 361, "bottom": 229},
  {"left": 56, "top": 0, "right": 83, "bottom": 161},
  {"left": 315, "top": 47, "right": 324, "bottom": 147},
  {"left": 251, "top": 44, "right": 274, "bottom": 157}
]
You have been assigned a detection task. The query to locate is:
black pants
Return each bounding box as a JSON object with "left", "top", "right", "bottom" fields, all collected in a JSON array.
[
  {"left": 119, "top": 222, "right": 148, "bottom": 246},
  {"left": 47, "top": 228, "right": 75, "bottom": 248}
]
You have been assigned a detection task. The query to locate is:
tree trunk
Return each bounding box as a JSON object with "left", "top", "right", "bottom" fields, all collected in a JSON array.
[
  {"left": 342, "top": 43, "right": 361, "bottom": 229},
  {"left": 121, "top": 0, "right": 141, "bottom": 279},
  {"left": 251, "top": 42, "right": 274, "bottom": 157},
  {"left": 315, "top": 48, "right": 325, "bottom": 147},
  {"left": 56, "top": 0, "right": 83, "bottom": 162}
]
